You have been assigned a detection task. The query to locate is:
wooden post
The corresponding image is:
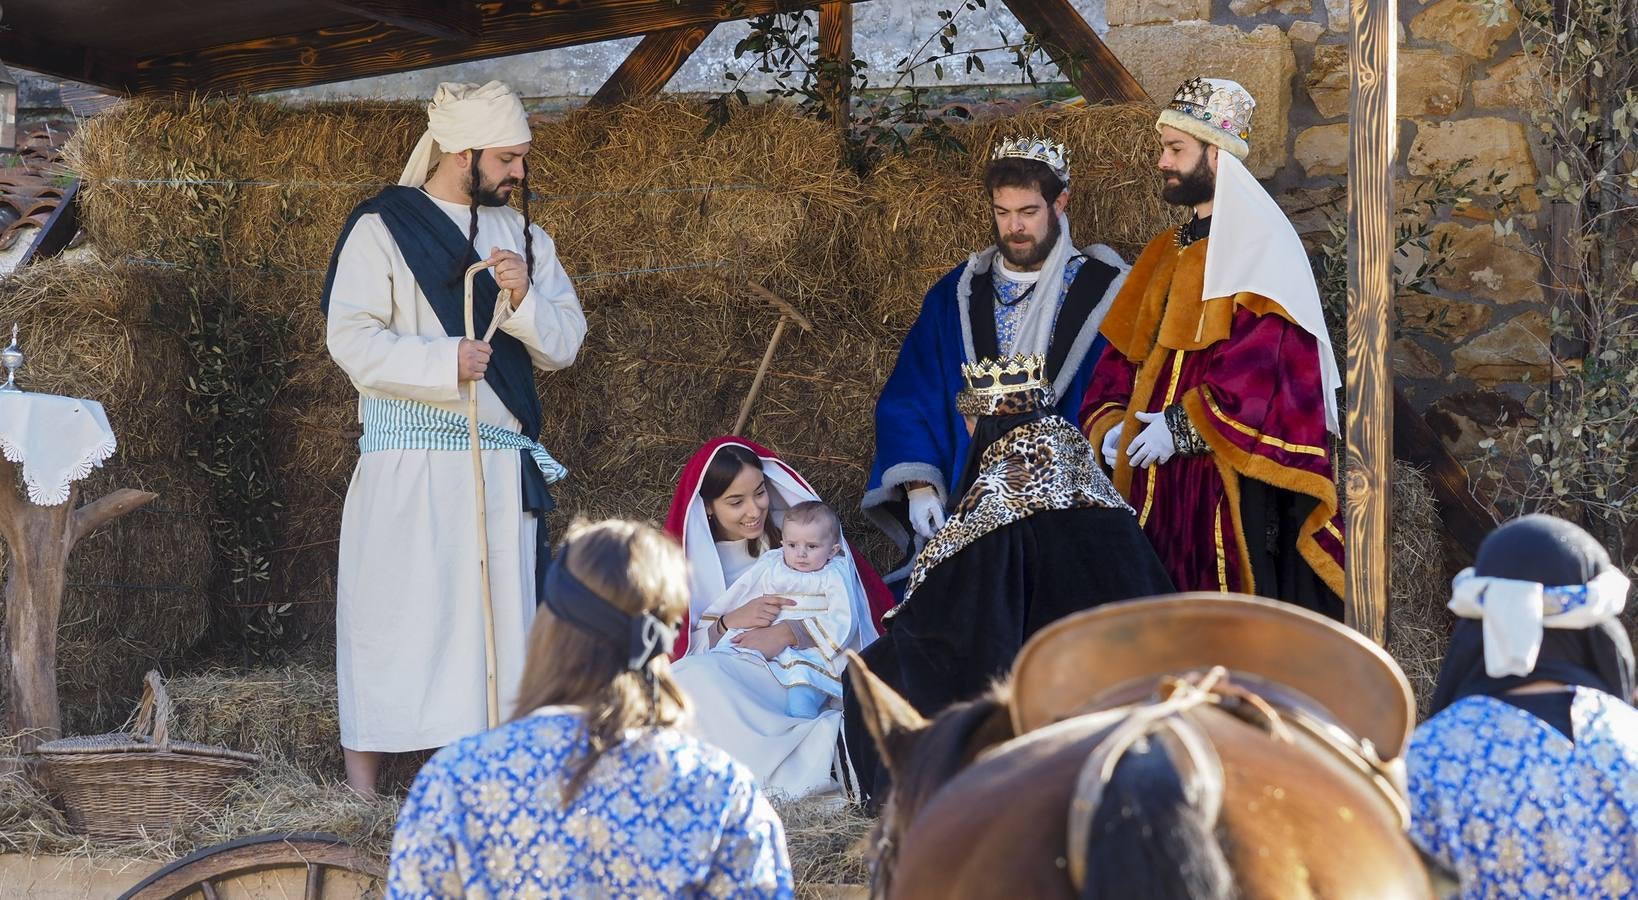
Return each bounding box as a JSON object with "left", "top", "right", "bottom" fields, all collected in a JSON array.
[
  {"left": 817, "top": 1, "right": 854, "bottom": 125},
  {"left": 591, "top": 23, "right": 717, "bottom": 107},
  {"left": 0, "top": 457, "right": 155, "bottom": 752},
  {"left": 1345, "top": 0, "right": 1397, "bottom": 644},
  {"left": 1000, "top": 0, "right": 1149, "bottom": 103}
]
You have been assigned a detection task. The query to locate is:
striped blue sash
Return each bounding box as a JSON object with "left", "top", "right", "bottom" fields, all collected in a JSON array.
[{"left": 358, "top": 396, "right": 567, "bottom": 484}]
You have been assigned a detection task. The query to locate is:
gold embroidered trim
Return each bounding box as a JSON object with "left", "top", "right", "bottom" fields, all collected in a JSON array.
[{"left": 1201, "top": 387, "right": 1329, "bottom": 457}]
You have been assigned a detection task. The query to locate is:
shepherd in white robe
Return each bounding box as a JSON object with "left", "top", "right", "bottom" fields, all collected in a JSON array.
[{"left": 323, "top": 81, "right": 586, "bottom": 795}]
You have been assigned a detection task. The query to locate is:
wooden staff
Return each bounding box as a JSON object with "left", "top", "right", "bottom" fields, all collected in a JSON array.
[
  {"left": 734, "top": 283, "right": 814, "bottom": 436},
  {"left": 462, "top": 260, "right": 512, "bottom": 729}
]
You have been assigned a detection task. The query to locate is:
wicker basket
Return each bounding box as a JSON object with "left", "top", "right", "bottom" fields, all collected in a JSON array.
[{"left": 34, "top": 670, "right": 260, "bottom": 839}]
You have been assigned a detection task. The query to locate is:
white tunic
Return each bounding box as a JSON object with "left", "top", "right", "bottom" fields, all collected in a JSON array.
[{"left": 326, "top": 193, "right": 586, "bottom": 752}]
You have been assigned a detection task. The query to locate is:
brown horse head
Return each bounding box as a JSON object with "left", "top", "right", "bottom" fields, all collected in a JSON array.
[
  {"left": 844, "top": 650, "right": 1017, "bottom": 898},
  {"left": 849, "top": 597, "right": 1438, "bottom": 899}
]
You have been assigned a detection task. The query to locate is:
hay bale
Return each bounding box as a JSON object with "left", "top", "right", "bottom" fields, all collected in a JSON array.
[
  {"left": 166, "top": 665, "right": 341, "bottom": 775},
  {"left": 1387, "top": 461, "right": 1454, "bottom": 719},
  {"left": 0, "top": 257, "right": 216, "bottom": 733}
]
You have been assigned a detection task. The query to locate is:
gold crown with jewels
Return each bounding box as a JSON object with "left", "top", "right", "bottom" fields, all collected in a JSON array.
[{"left": 991, "top": 136, "right": 1070, "bottom": 185}]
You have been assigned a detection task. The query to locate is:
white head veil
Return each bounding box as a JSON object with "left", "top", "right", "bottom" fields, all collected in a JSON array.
[{"left": 677, "top": 443, "right": 880, "bottom": 656}]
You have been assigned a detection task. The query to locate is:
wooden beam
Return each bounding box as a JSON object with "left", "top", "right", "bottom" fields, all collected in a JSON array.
[
  {"left": 1000, "top": 0, "right": 1147, "bottom": 103},
  {"left": 1392, "top": 388, "right": 1498, "bottom": 562},
  {"left": 589, "top": 23, "right": 716, "bottom": 107},
  {"left": 817, "top": 1, "right": 854, "bottom": 124},
  {"left": 0, "top": 34, "right": 134, "bottom": 92},
  {"left": 47, "top": 0, "right": 860, "bottom": 97},
  {"left": 1345, "top": 0, "right": 1397, "bottom": 645},
  {"left": 313, "top": 0, "right": 485, "bottom": 41}
]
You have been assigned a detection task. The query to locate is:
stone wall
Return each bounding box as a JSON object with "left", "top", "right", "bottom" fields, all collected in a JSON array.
[{"left": 1106, "top": 0, "right": 1548, "bottom": 466}]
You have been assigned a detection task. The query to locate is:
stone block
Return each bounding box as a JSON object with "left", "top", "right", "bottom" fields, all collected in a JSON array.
[
  {"left": 1394, "top": 337, "right": 1446, "bottom": 379},
  {"left": 1397, "top": 291, "right": 1494, "bottom": 340},
  {"left": 1426, "top": 390, "right": 1533, "bottom": 456},
  {"left": 1407, "top": 118, "right": 1538, "bottom": 195},
  {"left": 1409, "top": 0, "right": 1518, "bottom": 59},
  {"left": 1107, "top": 0, "right": 1213, "bottom": 27},
  {"left": 1277, "top": 185, "right": 1346, "bottom": 244},
  {"left": 1289, "top": 20, "right": 1325, "bottom": 45},
  {"left": 1473, "top": 53, "right": 1546, "bottom": 111},
  {"left": 1453, "top": 311, "right": 1553, "bottom": 386},
  {"left": 1310, "top": 47, "right": 1468, "bottom": 119},
  {"left": 1399, "top": 50, "right": 1468, "bottom": 116},
  {"left": 1231, "top": 0, "right": 1312, "bottom": 16},
  {"left": 1324, "top": 0, "right": 1348, "bottom": 32},
  {"left": 1306, "top": 44, "right": 1350, "bottom": 119},
  {"left": 1428, "top": 221, "right": 1544, "bottom": 304},
  {"left": 1294, "top": 123, "right": 1350, "bottom": 176},
  {"left": 1104, "top": 22, "right": 1297, "bottom": 177}
]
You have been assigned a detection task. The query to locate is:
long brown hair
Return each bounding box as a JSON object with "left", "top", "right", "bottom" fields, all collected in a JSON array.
[
  {"left": 700, "top": 443, "right": 781, "bottom": 551},
  {"left": 510, "top": 519, "right": 690, "bottom": 804}
]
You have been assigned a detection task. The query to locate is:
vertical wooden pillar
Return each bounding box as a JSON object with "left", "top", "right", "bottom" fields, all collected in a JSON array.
[
  {"left": 1345, "top": 0, "right": 1397, "bottom": 644},
  {"left": 817, "top": 1, "right": 854, "bottom": 125}
]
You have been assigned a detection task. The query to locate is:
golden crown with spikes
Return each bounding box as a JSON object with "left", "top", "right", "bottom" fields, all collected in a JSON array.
[
  {"left": 991, "top": 136, "right": 1070, "bottom": 185},
  {"left": 956, "top": 354, "right": 1054, "bottom": 416}
]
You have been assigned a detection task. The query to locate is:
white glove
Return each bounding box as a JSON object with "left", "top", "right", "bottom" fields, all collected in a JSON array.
[
  {"left": 1126, "top": 410, "right": 1176, "bottom": 469},
  {"left": 906, "top": 485, "right": 946, "bottom": 540},
  {"left": 1100, "top": 421, "right": 1125, "bottom": 469}
]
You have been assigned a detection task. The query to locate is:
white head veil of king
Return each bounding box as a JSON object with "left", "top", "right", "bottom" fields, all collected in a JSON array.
[
  {"left": 398, "top": 80, "right": 534, "bottom": 188},
  {"left": 1159, "top": 77, "right": 1343, "bottom": 434},
  {"left": 679, "top": 443, "right": 880, "bottom": 653}
]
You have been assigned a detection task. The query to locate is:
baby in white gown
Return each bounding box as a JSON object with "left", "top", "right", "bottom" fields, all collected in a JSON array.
[{"left": 705, "top": 501, "right": 853, "bottom": 718}]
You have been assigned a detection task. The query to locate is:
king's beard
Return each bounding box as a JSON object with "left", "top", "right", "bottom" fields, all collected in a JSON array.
[
  {"left": 1160, "top": 151, "right": 1215, "bottom": 208},
  {"left": 994, "top": 212, "right": 1062, "bottom": 270}
]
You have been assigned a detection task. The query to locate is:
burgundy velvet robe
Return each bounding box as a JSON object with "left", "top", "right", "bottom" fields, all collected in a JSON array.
[{"left": 1080, "top": 229, "right": 1345, "bottom": 606}]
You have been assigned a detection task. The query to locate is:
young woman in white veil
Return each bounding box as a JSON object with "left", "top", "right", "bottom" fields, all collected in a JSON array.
[{"left": 664, "top": 437, "right": 892, "bottom": 798}]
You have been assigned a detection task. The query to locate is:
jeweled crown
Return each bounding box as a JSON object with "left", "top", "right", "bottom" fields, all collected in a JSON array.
[
  {"left": 991, "top": 136, "right": 1070, "bottom": 185},
  {"left": 1167, "top": 77, "right": 1255, "bottom": 143},
  {"left": 960, "top": 354, "right": 1049, "bottom": 396}
]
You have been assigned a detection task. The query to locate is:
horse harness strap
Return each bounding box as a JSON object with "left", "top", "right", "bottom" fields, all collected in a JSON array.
[{"left": 1062, "top": 669, "right": 1410, "bottom": 894}]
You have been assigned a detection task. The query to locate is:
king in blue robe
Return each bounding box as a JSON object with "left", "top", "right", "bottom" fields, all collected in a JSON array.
[{"left": 863, "top": 236, "right": 1128, "bottom": 586}]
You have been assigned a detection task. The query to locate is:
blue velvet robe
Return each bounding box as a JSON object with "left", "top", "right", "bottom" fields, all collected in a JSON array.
[{"left": 863, "top": 247, "right": 1125, "bottom": 585}]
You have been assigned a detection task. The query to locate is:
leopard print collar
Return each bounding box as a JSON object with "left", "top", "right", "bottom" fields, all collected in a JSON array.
[{"left": 893, "top": 416, "right": 1135, "bottom": 608}]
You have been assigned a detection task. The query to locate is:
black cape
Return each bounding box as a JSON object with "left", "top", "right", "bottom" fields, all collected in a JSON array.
[{"left": 843, "top": 504, "right": 1174, "bottom": 801}]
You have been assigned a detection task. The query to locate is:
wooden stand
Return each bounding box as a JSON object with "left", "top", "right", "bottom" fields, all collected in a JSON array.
[{"left": 0, "top": 456, "right": 155, "bottom": 753}]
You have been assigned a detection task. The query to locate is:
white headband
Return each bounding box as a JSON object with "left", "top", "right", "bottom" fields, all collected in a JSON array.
[{"left": 1448, "top": 567, "right": 1631, "bottom": 678}]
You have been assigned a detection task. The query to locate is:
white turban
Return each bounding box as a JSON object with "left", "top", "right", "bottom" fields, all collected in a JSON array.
[{"left": 398, "top": 81, "right": 533, "bottom": 188}]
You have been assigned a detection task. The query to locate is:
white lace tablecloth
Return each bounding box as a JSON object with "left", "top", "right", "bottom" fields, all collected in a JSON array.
[{"left": 0, "top": 392, "right": 118, "bottom": 506}]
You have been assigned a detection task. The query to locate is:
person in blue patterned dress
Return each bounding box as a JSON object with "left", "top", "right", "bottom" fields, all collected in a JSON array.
[
  {"left": 387, "top": 519, "right": 794, "bottom": 898},
  {"left": 1408, "top": 514, "right": 1638, "bottom": 899}
]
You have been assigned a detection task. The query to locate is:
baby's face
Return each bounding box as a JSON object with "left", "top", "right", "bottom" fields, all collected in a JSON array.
[{"left": 781, "top": 520, "right": 840, "bottom": 573}]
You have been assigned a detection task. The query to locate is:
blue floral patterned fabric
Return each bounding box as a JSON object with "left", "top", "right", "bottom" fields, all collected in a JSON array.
[
  {"left": 1408, "top": 688, "right": 1638, "bottom": 899},
  {"left": 387, "top": 707, "right": 794, "bottom": 898},
  {"left": 993, "top": 255, "right": 1085, "bottom": 357}
]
